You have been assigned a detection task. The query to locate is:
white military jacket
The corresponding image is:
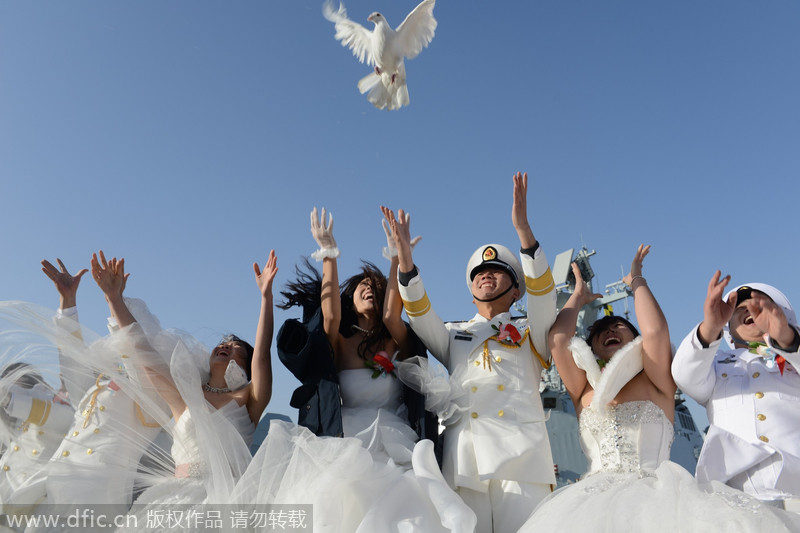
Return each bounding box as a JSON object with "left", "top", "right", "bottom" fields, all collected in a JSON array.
[
  {"left": 399, "top": 247, "right": 557, "bottom": 491},
  {"left": 672, "top": 326, "right": 800, "bottom": 500},
  {"left": 0, "top": 384, "right": 74, "bottom": 506},
  {"left": 43, "top": 308, "right": 163, "bottom": 506}
]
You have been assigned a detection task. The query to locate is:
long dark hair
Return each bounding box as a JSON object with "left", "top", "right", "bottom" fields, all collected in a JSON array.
[
  {"left": 340, "top": 262, "right": 390, "bottom": 360},
  {"left": 280, "top": 259, "right": 391, "bottom": 360}
]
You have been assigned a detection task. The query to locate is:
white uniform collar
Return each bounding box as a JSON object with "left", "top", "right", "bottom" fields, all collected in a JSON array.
[{"left": 468, "top": 311, "right": 512, "bottom": 324}]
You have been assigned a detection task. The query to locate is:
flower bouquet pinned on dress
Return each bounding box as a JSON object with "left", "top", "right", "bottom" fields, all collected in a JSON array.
[{"left": 364, "top": 350, "right": 397, "bottom": 379}]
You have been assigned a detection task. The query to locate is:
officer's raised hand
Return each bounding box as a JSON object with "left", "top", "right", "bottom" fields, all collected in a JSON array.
[{"left": 512, "top": 172, "right": 537, "bottom": 249}]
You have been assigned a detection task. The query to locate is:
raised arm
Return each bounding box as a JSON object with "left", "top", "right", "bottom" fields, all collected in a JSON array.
[
  {"left": 41, "top": 258, "right": 87, "bottom": 311},
  {"left": 91, "top": 251, "right": 134, "bottom": 328},
  {"left": 311, "top": 207, "right": 344, "bottom": 353},
  {"left": 387, "top": 205, "right": 451, "bottom": 364},
  {"left": 622, "top": 245, "right": 674, "bottom": 397},
  {"left": 511, "top": 172, "right": 537, "bottom": 249},
  {"left": 671, "top": 271, "right": 732, "bottom": 403},
  {"left": 549, "top": 262, "right": 601, "bottom": 407},
  {"left": 512, "top": 172, "right": 556, "bottom": 359},
  {"left": 91, "top": 251, "right": 184, "bottom": 419},
  {"left": 248, "top": 250, "right": 277, "bottom": 423},
  {"left": 380, "top": 207, "right": 422, "bottom": 358},
  {"left": 42, "top": 258, "right": 90, "bottom": 402},
  {"left": 696, "top": 271, "right": 736, "bottom": 347}
]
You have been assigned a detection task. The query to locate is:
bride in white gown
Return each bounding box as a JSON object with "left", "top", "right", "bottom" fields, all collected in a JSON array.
[
  {"left": 231, "top": 208, "right": 475, "bottom": 532},
  {"left": 517, "top": 246, "right": 800, "bottom": 533},
  {"left": 86, "top": 249, "right": 277, "bottom": 514}
]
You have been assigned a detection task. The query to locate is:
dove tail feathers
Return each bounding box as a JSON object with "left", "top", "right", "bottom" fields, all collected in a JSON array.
[
  {"left": 357, "top": 72, "right": 381, "bottom": 94},
  {"left": 357, "top": 71, "right": 410, "bottom": 111}
]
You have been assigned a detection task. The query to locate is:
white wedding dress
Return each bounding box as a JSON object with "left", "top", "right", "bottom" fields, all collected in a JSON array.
[
  {"left": 231, "top": 365, "right": 476, "bottom": 533},
  {"left": 517, "top": 338, "right": 800, "bottom": 533}
]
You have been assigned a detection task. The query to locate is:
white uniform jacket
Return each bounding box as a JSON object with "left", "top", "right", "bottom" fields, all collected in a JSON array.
[
  {"left": 0, "top": 384, "right": 74, "bottom": 506},
  {"left": 399, "top": 247, "right": 557, "bottom": 491},
  {"left": 672, "top": 325, "right": 800, "bottom": 500},
  {"left": 44, "top": 308, "right": 163, "bottom": 506}
]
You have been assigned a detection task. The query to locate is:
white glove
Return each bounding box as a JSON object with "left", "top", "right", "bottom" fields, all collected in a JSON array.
[
  {"left": 381, "top": 213, "right": 421, "bottom": 260},
  {"left": 310, "top": 207, "right": 340, "bottom": 261}
]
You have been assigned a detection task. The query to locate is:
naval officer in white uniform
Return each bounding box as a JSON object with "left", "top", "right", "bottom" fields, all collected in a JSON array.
[
  {"left": 38, "top": 259, "right": 163, "bottom": 511},
  {"left": 0, "top": 365, "right": 74, "bottom": 511},
  {"left": 673, "top": 275, "right": 800, "bottom": 511},
  {"left": 387, "top": 172, "right": 557, "bottom": 533}
]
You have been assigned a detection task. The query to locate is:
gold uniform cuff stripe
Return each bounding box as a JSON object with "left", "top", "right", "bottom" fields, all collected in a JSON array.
[
  {"left": 26, "top": 399, "right": 52, "bottom": 426},
  {"left": 526, "top": 269, "right": 555, "bottom": 296},
  {"left": 402, "top": 292, "right": 431, "bottom": 318}
]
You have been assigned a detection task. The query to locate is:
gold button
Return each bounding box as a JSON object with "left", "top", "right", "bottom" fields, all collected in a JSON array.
[
  {"left": 2, "top": 465, "right": 9, "bottom": 471},
  {"left": 62, "top": 451, "right": 70, "bottom": 457},
  {"left": 474, "top": 360, "right": 481, "bottom": 366},
  {"left": 757, "top": 414, "right": 766, "bottom": 421},
  {"left": 498, "top": 410, "right": 504, "bottom": 417},
  {"left": 94, "top": 428, "right": 100, "bottom": 434},
  {"left": 22, "top": 426, "right": 28, "bottom": 432},
  {"left": 495, "top": 356, "right": 502, "bottom": 363},
  {"left": 87, "top": 449, "right": 94, "bottom": 455},
  {"left": 12, "top": 445, "right": 19, "bottom": 452},
  {"left": 121, "top": 354, "right": 129, "bottom": 359},
  {"left": 753, "top": 372, "right": 760, "bottom": 378},
  {"left": 721, "top": 373, "right": 728, "bottom": 378},
  {"left": 497, "top": 384, "right": 505, "bottom": 391},
  {"left": 31, "top": 449, "right": 39, "bottom": 455},
  {"left": 471, "top": 412, "right": 478, "bottom": 419},
  {"left": 759, "top": 436, "right": 769, "bottom": 443},
  {"left": 38, "top": 430, "right": 44, "bottom": 435},
  {"left": 73, "top": 431, "right": 79, "bottom": 437},
  {"left": 471, "top": 386, "right": 478, "bottom": 393},
  {"left": 755, "top": 392, "right": 764, "bottom": 399},
  {"left": 98, "top": 406, "right": 105, "bottom": 411}
]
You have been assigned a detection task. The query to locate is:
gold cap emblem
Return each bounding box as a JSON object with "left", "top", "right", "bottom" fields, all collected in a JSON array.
[{"left": 482, "top": 246, "right": 497, "bottom": 262}]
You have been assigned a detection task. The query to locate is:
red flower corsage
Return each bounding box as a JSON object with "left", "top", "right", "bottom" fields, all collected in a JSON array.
[
  {"left": 492, "top": 322, "right": 523, "bottom": 346},
  {"left": 365, "top": 351, "right": 396, "bottom": 379}
]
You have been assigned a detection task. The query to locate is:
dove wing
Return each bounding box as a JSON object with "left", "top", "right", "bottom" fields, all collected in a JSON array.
[
  {"left": 323, "top": 1, "right": 376, "bottom": 65},
  {"left": 394, "top": 0, "right": 437, "bottom": 60}
]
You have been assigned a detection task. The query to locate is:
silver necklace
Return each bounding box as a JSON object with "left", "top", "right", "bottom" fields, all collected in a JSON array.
[
  {"left": 203, "top": 382, "right": 231, "bottom": 394},
  {"left": 352, "top": 325, "right": 371, "bottom": 335}
]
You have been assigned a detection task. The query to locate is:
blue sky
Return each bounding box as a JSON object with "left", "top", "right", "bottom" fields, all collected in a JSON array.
[{"left": 1, "top": 1, "right": 799, "bottom": 430}]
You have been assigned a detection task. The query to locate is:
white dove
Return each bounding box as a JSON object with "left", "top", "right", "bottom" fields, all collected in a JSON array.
[{"left": 323, "top": 0, "right": 437, "bottom": 110}]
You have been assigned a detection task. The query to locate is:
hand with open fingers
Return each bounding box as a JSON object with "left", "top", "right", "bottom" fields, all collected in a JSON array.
[
  {"left": 511, "top": 171, "right": 530, "bottom": 231},
  {"left": 381, "top": 206, "right": 421, "bottom": 260},
  {"left": 310, "top": 207, "right": 337, "bottom": 250},
  {"left": 91, "top": 251, "right": 129, "bottom": 298},
  {"left": 698, "top": 271, "right": 735, "bottom": 344},
  {"left": 571, "top": 262, "right": 602, "bottom": 308},
  {"left": 254, "top": 250, "right": 279, "bottom": 298},
  {"left": 746, "top": 292, "right": 795, "bottom": 347},
  {"left": 41, "top": 258, "right": 88, "bottom": 299},
  {"left": 310, "top": 207, "right": 339, "bottom": 261},
  {"left": 623, "top": 244, "right": 650, "bottom": 287}
]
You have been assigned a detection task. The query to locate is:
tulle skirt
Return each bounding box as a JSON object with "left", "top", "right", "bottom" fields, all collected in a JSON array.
[
  {"left": 518, "top": 460, "right": 800, "bottom": 533},
  {"left": 230, "top": 421, "right": 476, "bottom": 533}
]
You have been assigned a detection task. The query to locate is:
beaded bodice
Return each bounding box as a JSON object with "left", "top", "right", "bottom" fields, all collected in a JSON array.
[{"left": 579, "top": 400, "right": 673, "bottom": 478}]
